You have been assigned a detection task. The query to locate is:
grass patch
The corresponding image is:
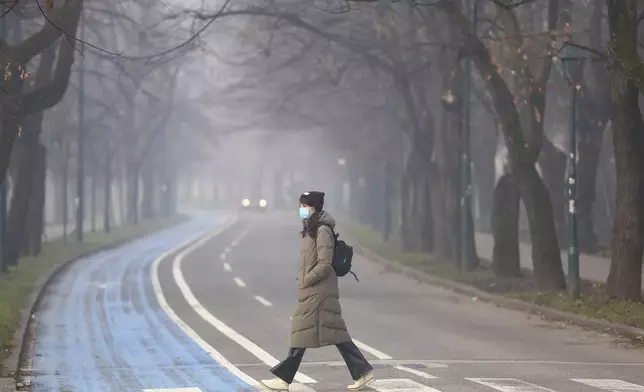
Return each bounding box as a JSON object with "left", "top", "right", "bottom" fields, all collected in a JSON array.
[
  {"left": 0, "top": 215, "right": 186, "bottom": 368},
  {"left": 341, "top": 219, "right": 644, "bottom": 330}
]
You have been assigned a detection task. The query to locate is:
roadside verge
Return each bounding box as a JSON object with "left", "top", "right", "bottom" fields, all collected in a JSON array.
[
  {"left": 341, "top": 220, "right": 644, "bottom": 343},
  {"left": 1, "top": 215, "right": 187, "bottom": 378}
]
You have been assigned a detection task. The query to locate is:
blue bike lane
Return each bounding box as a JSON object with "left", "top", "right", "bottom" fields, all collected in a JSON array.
[{"left": 28, "top": 212, "right": 255, "bottom": 392}]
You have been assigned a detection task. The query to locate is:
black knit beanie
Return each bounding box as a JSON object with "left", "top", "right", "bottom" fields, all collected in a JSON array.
[{"left": 299, "top": 191, "right": 325, "bottom": 212}]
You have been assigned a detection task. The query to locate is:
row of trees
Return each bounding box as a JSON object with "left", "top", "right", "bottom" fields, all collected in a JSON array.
[
  {"left": 0, "top": 0, "right": 222, "bottom": 270},
  {"left": 4, "top": 0, "right": 644, "bottom": 302},
  {"left": 172, "top": 0, "right": 644, "bottom": 300}
]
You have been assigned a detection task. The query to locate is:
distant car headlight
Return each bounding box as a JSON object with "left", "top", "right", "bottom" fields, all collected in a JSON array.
[
  {"left": 259, "top": 199, "right": 267, "bottom": 208},
  {"left": 241, "top": 198, "right": 250, "bottom": 207}
]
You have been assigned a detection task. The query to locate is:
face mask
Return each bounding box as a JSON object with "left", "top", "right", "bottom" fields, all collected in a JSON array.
[{"left": 299, "top": 207, "right": 313, "bottom": 220}]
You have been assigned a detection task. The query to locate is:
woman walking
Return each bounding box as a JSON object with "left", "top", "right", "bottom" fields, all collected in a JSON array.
[{"left": 260, "top": 191, "right": 375, "bottom": 391}]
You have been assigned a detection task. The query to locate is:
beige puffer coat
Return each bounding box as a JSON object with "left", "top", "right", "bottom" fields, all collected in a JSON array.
[{"left": 290, "top": 211, "right": 351, "bottom": 348}]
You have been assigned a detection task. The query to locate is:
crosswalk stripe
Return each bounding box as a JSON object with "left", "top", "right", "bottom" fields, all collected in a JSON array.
[
  {"left": 393, "top": 365, "right": 437, "bottom": 379},
  {"left": 466, "top": 378, "right": 557, "bottom": 391},
  {"left": 572, "top": 379, "right": 644, "bottom": 391},
  {"left": 371, "top": 378, "right": 443, "bottom": 392}
]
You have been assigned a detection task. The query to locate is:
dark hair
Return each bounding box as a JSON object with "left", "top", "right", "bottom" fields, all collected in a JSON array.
[{"left": 300, "top": 211, "right": 321, "bottom": 238}]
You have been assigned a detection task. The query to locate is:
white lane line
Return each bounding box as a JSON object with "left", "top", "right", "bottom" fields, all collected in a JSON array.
[
  {"left": 172, "top": 231, "right": 316, "bottom": 384},
  {"left": 233, "top": 277, "right": 246, "bottom": 288},
  {"left": 371, "top": 379, "right": 442, "bottom": 392},
  {"left": 393, "top": 365, "right": 437, "bottom": 379},
  {"left": 223, "top": 263, "right": 231, "bottom": 271},
  {"left": 219, "top": 253, "right": 226, "bottom": 260},
  {"left": 150, "top": 219, "right": 260, "bottom": 388},
  {"left": 466, "top": 378, "right": 557, "bottom": 391},
  {"left": 352, "top": 339, "right": 438, "bottom": 379},
  {"left": 353, "top": 339, "right": 393, "bottom": 359},
  {"left": 572, "top": 379, "right": 644, "bottom": 391},
  {"left": 254, "top": 296, "right": 272, "bottom": 307},
  {"left": 143, "top": 388, "right": 202, "bottom": 392},
  {"left": 230, "top": 240, "right": 238, "bottom": 247},
  {"left": 224, "top": 247, "right": 231, "bottom": 253}
]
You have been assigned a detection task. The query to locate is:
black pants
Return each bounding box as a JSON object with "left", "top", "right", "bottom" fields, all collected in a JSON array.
[{"left": 270, "top": 341, "right": 373, "bottom": 384}]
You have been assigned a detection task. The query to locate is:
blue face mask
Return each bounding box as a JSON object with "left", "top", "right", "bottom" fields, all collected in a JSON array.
[{"left": 299, "top": 207, "right": 313, "bottom": 220}]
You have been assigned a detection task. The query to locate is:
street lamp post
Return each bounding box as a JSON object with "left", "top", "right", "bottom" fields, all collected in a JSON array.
[{"left": 559, "top": 43, "right": 586, "bottom": 299}]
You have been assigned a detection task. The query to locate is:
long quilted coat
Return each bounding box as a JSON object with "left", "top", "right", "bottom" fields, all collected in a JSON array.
[{"left": 290, "top": 211, "right": 351, "bottom": 348}]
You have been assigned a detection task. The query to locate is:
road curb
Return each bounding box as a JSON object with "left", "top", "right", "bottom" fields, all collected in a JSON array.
[
  {"left": 354, "top": 244, "right": 644, "bottom": 341},
  {"left": 4, "top": 219, "right": 189, "bottom": 380}
]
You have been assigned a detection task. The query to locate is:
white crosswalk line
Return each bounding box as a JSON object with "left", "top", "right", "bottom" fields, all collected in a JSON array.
[
  {"left": 234, "top": 277, "right": 246, "bottom": 287},
  {"left": 572, "top": 379, "right": 644, "bottom": 391},
  {"left": 143, "top": 387, "right": 202, "bottom": 391},
  {"left": 223, "top": 262, "right": 231, "bottom": 271},
  {"left": 466, "top": 378, "right": 557, "bottom": 391},
  {"left": 393, "top": 365, "right": 437, "bottom": 379},
  {"left": 219, "top": 253, "right": 226, "bottom": 260},
  {"left": 289, "top": 384, "right": 317, "bottom": 392},
  {"left": 371, "top": 378, "right": 443, "bottom": 392}
]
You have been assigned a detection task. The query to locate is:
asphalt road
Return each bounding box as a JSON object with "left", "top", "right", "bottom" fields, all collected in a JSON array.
[
  {"left": 157, "top": 213, "right": 644, "bottom": 392},
  {"left": 26, "top": 211, "right": 644, "bottom": 392}
]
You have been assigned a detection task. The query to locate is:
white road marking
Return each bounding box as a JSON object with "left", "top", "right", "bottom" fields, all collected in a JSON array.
[
  {"left": 371, "top": 378, "right": 442, "bottom": 392},
  {"left": 231, "top": 240, "right": 238, "bottom": 247},
  {"left": 234, "top": 277, "right": 246, "bottom": 287},
  {"left": 352, "top": 339, "right": 438, "bottom": 379},
  {"left": 143, "top": 388, "right": 202, "bottom": 392},
  {"left": 421, "top": 360, "right": 644, "bottom": 366},
  {"left": 219, "top": 253, "right": 226, "bottom": 260},
  {"left": 467, "top": 378, "right": 557, "bottom": 391},
  {"left": 236, "top": 360, "right": 447, "bottom": 368},
  {"left": 289, "top": 384, "right": 317, "bottom": 392},
  {"left": 150, "top": 218, "right": 260, "bottom": 388},
  {"left": 254, "top": 296, "right": 272, "bottom": 307},
  {"left": 223, "top": 262, "right": 231, "bottom": 271},
  {"left": 224, "top": 247, "right": 231, "bottom": 253},
  {"left": 393, "top": 365, "right": 437, "bottom": 379},
  {"left": 572, "top": 379, "right": 644, "bottom": 391},
  {"left": 172, "top": 231, "right": 316, "bottom": 384},
  {"left": 353, "top": 339, "right": 393, "bottom": 360}
]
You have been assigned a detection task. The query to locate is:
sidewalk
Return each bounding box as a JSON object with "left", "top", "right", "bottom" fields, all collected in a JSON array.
[{"left": 474, "top": 233, "right": 640, "bottom": 283}]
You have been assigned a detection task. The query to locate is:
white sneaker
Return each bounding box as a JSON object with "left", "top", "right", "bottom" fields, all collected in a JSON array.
[
  {"left": 260, "top": 378, "right": 290, "bottom": 391},
  {"left": 347, "top": 372, "right": 375, "bottom": 390}
]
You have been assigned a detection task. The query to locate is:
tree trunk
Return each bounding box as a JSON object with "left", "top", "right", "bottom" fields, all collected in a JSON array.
[
  {"left": 62, "top": 141, "right": 69, "bottom": 242},
  {"left": 382, "top": 165, "right": 392, "bottom": 242},
  {"left": 6, "top": 130, "right": 38, "bottom": 266},
  {"left": 104, "top": 153, "right": 112, "bottom": 234},
  {"left": 576, "top": 104, "right": 605, "bottom": 253},
  {"left": 417, "top": 171, "right": 434, "bottom": 253},
  {"left": 25, "top": 144, "right": 46, "bottom": 256},
  {"left": 539, "top": 139, "right": 567, "bottom": 247},
  {"left": 606, "top": 0, "right": 644, "bottom": 300},
  {"left": 141, "top": 162, "right": 155, "bottom": 220},
  {"left": 517, "top": 165, "right": 567, "bottom": 290},
  {"left": 491, "top": 174, "right": 521, "bottom": 277},
  {"left": 127, "top": 169, "right": 139, "bottom": 225},
  {"left": 400, "top": 170, "right": 415, "bottom": 252}
]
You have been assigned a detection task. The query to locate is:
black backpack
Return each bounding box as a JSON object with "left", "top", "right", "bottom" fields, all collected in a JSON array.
[{"left": 319, "top": 223, "right": 359, "bottom": 282}]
